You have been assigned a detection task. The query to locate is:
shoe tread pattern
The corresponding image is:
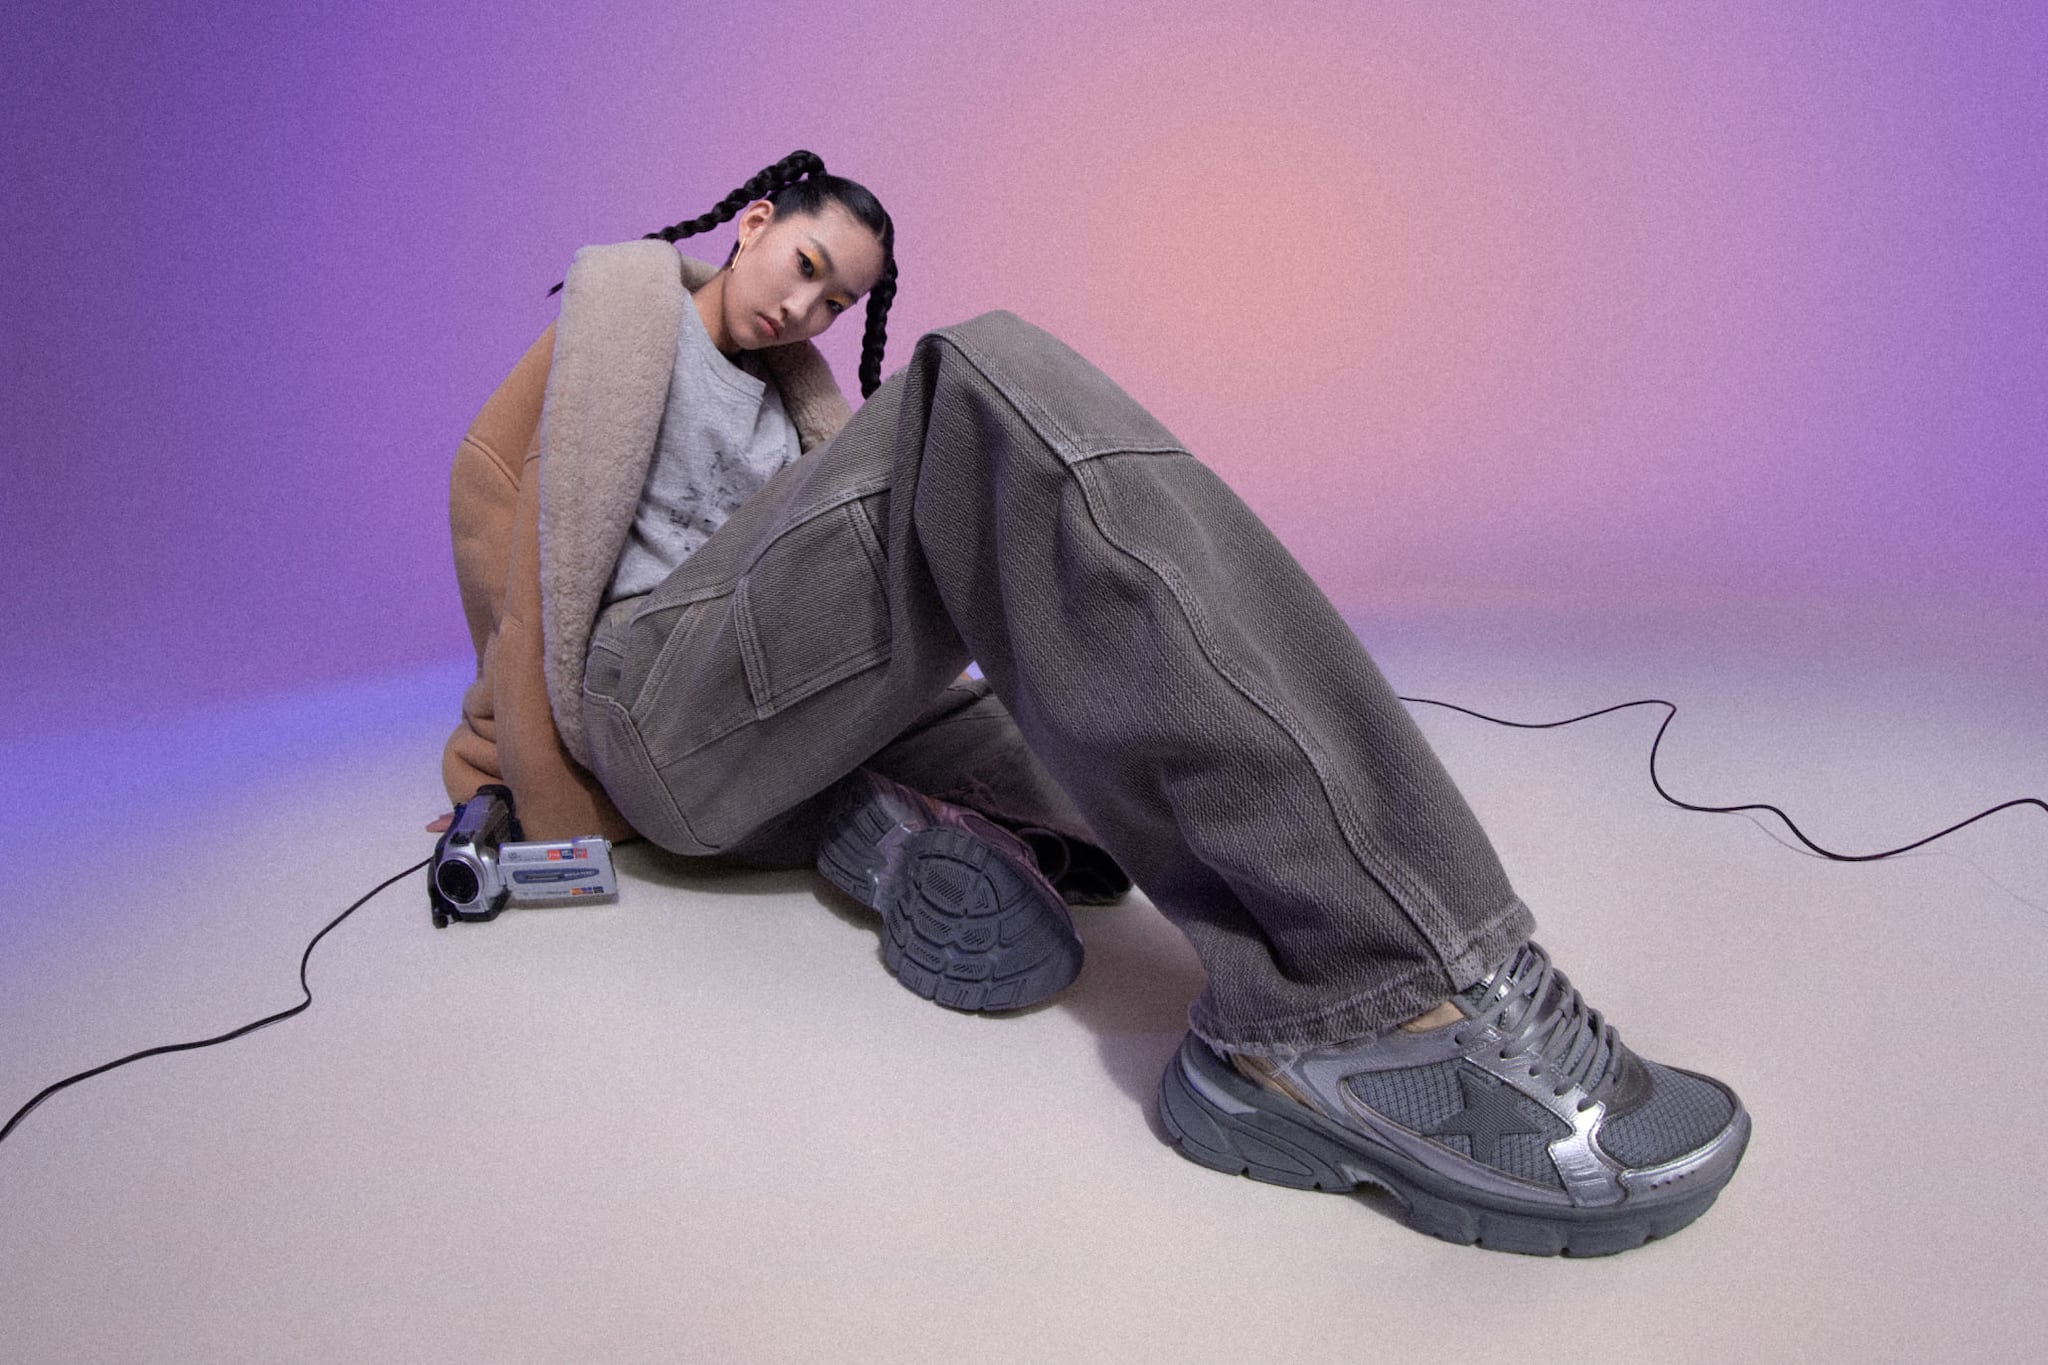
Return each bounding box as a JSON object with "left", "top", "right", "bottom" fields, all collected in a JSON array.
[{"left": 818, "top": 777, "right": 1082, "bottom": 1012}]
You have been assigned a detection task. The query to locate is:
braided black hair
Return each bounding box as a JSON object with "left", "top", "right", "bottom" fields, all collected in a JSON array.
[{"left": 548, "top": 150, "right": 898, "bottom": 398}]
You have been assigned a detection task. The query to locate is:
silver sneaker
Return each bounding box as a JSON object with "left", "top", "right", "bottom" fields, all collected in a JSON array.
[
  {"left": 816, "top": 768, "right": 1085, "bottom": 1011},
  {"left": 1158, "top": 941, "right": 1750, "bottom": 1255}
]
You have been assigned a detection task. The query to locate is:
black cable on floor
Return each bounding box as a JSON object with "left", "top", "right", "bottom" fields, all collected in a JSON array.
[
  {"left": 1400, "top": 694, "right": 2046, "bottom": 862},
  {"left": 0, "top": 856, "right": 429, "bottom": 1149}
]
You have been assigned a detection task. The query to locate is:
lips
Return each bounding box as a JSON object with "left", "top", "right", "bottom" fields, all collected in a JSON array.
[{"left": 757, "top": 313, "right": 782, "bottom": 341}]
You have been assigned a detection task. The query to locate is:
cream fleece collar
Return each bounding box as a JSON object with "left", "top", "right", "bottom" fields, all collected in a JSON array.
[{"left": 538, "top": 240, "right": 855, "bottom": 765}]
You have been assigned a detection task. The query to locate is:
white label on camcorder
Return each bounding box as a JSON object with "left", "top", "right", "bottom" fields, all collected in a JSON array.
[{"left": 501, "top": 837, "right": 619, "bottom": 903}]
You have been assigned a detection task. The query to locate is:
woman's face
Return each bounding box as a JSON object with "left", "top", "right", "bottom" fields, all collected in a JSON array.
[{"left": 720, "top": 199, "right": 886, "bottom": 351}]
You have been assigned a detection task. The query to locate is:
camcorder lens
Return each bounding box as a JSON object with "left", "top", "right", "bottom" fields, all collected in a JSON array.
[{"left": 434, "top": 858, "right": 482, "bottom": 907}]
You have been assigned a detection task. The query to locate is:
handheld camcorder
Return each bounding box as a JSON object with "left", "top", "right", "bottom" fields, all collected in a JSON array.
[{"left": 429, "top": 784, "right": 618, "bottom": 926}]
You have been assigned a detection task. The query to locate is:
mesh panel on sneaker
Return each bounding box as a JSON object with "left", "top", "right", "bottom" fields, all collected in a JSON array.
[
  {"left": 1598, "top": 1062, "right": 1736, "bottom": 1167},
  {"left": 1495, "top": 1132, "right": 1566, "bottom": 1190},
  {"left": 1346, "top": 1062, "right": 1464, "bottom": 1131}
]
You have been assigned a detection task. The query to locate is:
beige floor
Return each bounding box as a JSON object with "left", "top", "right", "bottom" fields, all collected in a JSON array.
[{"left": 5, "top": 602, "right": 2045, "bottom": 1364}]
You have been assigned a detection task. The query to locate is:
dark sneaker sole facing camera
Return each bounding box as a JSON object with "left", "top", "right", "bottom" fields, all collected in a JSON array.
[
  {"left": 817, "top": 768, "right": 1085, "bottom": 1012},
  {"left": 1158, "top": 942, "right": 1750, "bottom": 1256}
]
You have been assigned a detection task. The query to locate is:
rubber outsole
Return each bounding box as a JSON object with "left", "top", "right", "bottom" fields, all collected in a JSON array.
[
  {"left": 1157, "top": 1034, "right": 1746, "bottom": 1257},
  {"left": 817, "top": 773, "right": 1084, "bottom": 1012}
]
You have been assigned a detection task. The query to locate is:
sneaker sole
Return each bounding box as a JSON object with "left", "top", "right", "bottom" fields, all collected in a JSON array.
[
  {"left": 1158, "top": 1034, "right": 1748, "bottom": 1257},
  {"left": 817, "top": 776, "right": 1084, "bottom": 1012}
]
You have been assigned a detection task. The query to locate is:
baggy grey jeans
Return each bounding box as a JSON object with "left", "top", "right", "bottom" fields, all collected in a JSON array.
[{"left": 582, "top": 311, "right": 1535, "bottom": 1052}]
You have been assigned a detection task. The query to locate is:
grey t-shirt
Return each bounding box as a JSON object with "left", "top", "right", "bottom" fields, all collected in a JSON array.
[{"left": 604, "top": 293, "right": 802, "bottom": 603}]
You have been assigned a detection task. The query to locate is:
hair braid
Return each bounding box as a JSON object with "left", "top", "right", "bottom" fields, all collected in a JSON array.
[
  {"left": 544, "top": 151, "right": 897, "bottom": 399},
  {"left": 858, "top": 253, "right": 898, "bottom": 400},
  {"left": 545, "top": 151, "right": 827, "bottom": 296},
  {"left": 642, "top": 150, "right": 828, "bottom": 246}
]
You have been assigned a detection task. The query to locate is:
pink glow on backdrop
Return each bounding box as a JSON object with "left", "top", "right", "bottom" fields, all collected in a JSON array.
[{"left": 3, "top": 1, "right": 2042, "bottom": 738}]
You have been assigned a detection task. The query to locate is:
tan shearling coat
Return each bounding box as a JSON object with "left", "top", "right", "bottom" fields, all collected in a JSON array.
[{"left": 442, "top": 240, "right": 855, "bottom": 840}]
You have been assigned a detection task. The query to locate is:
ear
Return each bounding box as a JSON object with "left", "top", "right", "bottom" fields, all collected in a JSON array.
[{"left": 734, "top": 198, "right": 776, "bottom": 247}]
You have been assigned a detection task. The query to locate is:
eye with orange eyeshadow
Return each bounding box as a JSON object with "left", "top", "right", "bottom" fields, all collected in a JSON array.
[{"left": 797, "top": 249, "right": 850, "bottom": 315}]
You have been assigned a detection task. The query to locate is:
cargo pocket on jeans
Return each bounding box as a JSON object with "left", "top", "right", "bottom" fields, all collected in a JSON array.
[{"left": 733, "top": 491, "right": 891, "bottom": 718}]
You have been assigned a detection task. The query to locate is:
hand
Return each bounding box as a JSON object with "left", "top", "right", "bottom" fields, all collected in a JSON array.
[{"left": 426, "top": 812, "right": 454, "bottom": 833}]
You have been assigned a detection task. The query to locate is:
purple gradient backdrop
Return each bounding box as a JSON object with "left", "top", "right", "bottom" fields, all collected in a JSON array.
[{"left": 4, "top": 1, "right": 2043, "bottom": 741}]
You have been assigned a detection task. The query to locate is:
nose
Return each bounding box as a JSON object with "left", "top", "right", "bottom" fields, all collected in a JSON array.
[{"left": 777, "top": 287, "right": 831, "bottom": 335}]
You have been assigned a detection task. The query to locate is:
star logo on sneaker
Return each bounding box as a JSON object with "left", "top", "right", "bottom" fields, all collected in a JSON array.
[{"left": 1423, "top": 1067, "right": 1549, "bottom": 1165}]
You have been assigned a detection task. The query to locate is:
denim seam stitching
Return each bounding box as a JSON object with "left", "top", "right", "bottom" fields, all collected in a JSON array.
[
  {"left": 928, "top": 333, "right": 1187, "bottom": 465},
  {"left": 643, "top": 697, "right": 778, "bottom": 761},
  {"left": 846, "top": 493, "right": 889, "bottom": 582},
  {"left": 632, "top": 580, "right": 734, "bottom": 616},
  {"left": 1067, "top": 456, "right": 1451, "bottom": 939},
  {"left": 630, "top": 595, "right": 719, "bottom": 719},
  {"left": 764, "top": 474, "right": 893, "bottom": 539},
  {"left": 732, "top": 575, "right": 772, "bottom": 712},
  {"left": 750, "top": 648, "right": 892, "bottom": 719},
  {"left": 734, "top": 504, "right": 893, "bottom": 719},
  {"left": 595, "top": 692, "right": 702, "bottom": 850},
  {"left": 925, "top": 330, "right": 1456, "bottom": 943}
]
